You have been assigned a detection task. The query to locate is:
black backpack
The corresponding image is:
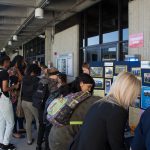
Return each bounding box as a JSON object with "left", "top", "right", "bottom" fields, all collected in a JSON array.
[{"left": 32, "top": 82, "right": 49, "bottom": 109}]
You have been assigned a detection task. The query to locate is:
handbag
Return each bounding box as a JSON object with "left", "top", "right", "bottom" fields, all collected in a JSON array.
[{"left": 16, "top": 83, "right": 24, "bottom": 118}]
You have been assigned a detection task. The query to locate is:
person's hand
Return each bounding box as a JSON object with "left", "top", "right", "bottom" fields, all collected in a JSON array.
[{"left": 12, "top": 82, "right": 20, "bottom": 89}]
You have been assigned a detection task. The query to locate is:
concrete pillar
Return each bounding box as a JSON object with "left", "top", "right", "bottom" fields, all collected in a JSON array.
[
  {"left": 129, "top": 0, "right": 150, "bottom": 60},
  {"left": 45, "top": 27, "right": 53, "bottom": 65}
]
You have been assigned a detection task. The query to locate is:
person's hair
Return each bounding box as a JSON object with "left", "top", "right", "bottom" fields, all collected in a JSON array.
[
  {"left": 82, "top": 62, "right": 90, "bottom": 69},
  {"left": 11, "top": 55, "right": 25, "bottom": 75},
  {"left": 47, "top": 67, "right": 59, "bottom": 76},
  {"left": 26, "top": 64, "right": 41, "bottom": 76},
  {"left": 71, "top": 73, "right": 95, "bottom": 93},
  {"left": 109, "top": 72, "right": 141, "bottom": 108},
  {"left": 40, "top": 64, "right": 48, "bottom": 69},
  {"left": 58, "top": 73, "right": 67, "bottom": 84},
  {"left": 0, "top": 53, "right": 10, "bottom": 66}
]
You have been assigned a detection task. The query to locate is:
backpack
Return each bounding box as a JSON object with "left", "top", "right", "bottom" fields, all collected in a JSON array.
[
  {"left": 43, "top": 90, "right": 60, "bottom": 124},
  {"left": 32, "top": 82, "right": 49, "bottom": 109},
  {"left": 47, "top": 91, "right": 91, "bottom": 127}
]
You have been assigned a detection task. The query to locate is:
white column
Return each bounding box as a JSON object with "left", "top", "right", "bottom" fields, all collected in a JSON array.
[
  {"left": 45, "top": 27, "right": 53, "bottom": 65},
  {"left": 128, "top": 0, "right": 150, "bottom": 60}
]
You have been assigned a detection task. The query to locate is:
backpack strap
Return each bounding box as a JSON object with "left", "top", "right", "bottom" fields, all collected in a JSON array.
[{"left": 68, "top": 91, "right": 91, "bottom": 109}]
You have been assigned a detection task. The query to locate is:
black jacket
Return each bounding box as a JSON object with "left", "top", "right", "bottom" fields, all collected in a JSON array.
[
  {"left": 22, "top": 75, "right": 40, "bottom": 102},
  {"left": 69, "top": 96, "right": 128, "bottom": 150}
]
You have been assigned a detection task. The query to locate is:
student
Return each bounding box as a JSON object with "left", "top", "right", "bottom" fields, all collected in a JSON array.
[
  {"left": 9, "top": 55, "right": 26, "bottom": 138},
  {"left": 49, "top": 73, "right": 100, "bottom": 150},
  {"left": 131, "top": 106, "right": 150, "bottom": 150},
  {"left": 21, "top": 64, "right": 41, "bottom": 145},
  {"left": 0, "top": 54, "right": 19, "bottom": 150},
  {"left": 35, "top": 68, "right": 60, "bottom": 150},
  {"left": 82, "top": 63, "right": 90, "bottom": 75},
  {"left": 69, "top": 72, "right": 141, "bottom": 150}
]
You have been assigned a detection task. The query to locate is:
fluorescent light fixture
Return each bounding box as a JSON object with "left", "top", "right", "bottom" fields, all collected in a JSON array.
[
  {"left": 8, "top": 41, "right": 12, "bottom": 46},
  {"left": 13, "top": 35, "right": 18, "bottom": 41},
  {"left": 38, "top": 35, "right": 45, "bottom": 38},
  {"left": 35, "top": 8, "right": 44, "bottom": 19}
]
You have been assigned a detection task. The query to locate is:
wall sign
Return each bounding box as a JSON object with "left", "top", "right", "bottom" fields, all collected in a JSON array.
[{"left": 129, "top": 33, "right": 144, "bottom": 48}]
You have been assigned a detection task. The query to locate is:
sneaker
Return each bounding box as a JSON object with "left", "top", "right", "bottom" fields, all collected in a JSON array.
[
  {"left": 1, "top": 144, "right": 16, "bottom": 150},
  {"left": 27, "top": 139, "right": 34, "bottom": 145}
]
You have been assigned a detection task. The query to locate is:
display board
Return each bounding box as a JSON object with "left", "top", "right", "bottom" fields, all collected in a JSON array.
[
  {"left": 90, "top": 61, "right": 150, "bottom": 108},
  {"left": 56, "top": 53, "right": 73, "bottom": 76},
  {"left": 90, "top": 61, "right": 150, "bottom": 131}
]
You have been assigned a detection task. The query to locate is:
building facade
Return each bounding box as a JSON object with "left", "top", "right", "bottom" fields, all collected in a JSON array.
[{"left": 23, "top": 0, "right": 150, "bottom": 79}]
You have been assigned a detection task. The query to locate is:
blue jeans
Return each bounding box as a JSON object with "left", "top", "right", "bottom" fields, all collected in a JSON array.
[{"left": 0, "top": 94, "right": 14, "bottom": 145}]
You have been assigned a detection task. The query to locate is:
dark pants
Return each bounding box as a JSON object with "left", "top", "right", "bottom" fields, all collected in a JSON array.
[
  {"left": 37, "top": 108, "right": 52, "bottom": 149},
  {"left": 12, "top": 102, "right": 24, "bottom": 133}
]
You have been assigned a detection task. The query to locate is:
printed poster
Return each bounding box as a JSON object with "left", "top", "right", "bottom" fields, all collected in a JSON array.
[{"left": 141, "top": 86, "right": 150, "bottom": 109}]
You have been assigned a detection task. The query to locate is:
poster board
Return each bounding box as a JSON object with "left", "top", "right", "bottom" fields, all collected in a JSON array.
[{"left": 56, "top": 53, "right": 74, "bottom": 76}]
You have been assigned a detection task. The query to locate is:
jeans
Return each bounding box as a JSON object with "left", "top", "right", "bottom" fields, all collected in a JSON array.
[
  {"left": 37, "top": 108, "right": 52, "bottom": 149},
  {"left": 12, "top": 102, "right": 24, "bottom": 133},
  {"left": 22, "top": 100, "right": 39, "bottom": 142},
  {"left": 0, "top": 94, "right": 14, "bottom": 145}
]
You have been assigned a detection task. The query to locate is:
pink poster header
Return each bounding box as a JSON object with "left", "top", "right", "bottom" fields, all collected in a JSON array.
[{"left": 129, "top": 33, "right": 144, "bottom": 48}]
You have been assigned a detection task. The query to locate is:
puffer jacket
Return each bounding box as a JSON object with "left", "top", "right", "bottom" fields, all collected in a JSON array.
[{"left": 49, "top": 95, "right": 101, "bottom": 150}]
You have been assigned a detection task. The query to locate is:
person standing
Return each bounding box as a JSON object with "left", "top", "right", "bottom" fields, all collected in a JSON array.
[
  {"left": 69, "top": 72, "right": 141, "bottom": 150},
  {"left": 9, "top": 55, "right": 26, "bottom": 138},
  {"left": 21, "top": 64, "right": 41, "bottom": 145},
  {"left": 49, "top": 73, "right": 100, "bottom": 150},
  {"left": 0, "top": 54, "right": 19, "bottom": 150},
  {"left": 35, "top": 68, "right": 60, "bottom": 150}
]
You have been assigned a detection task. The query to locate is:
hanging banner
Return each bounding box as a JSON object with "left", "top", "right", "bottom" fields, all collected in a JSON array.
[{"left": 129, "top": 33, "right": 144, "bottom": 48}]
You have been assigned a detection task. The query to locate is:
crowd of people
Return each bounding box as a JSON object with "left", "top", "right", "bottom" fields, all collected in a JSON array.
[{"left": 0, "top": 53, "right": 150, "bottom": 150}]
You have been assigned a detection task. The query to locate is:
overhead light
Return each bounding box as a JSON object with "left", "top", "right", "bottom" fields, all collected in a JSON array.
[
  {"left": 8, "top": 41, "right": 12, "bottom": 46},
  {"left": 13, "top": 35, "right": 18, "bottom": 41},
  {"left": 38, "top": 35, "right": 45, "bottom": 38},
  {"left": 1, "top": 48, "right": 6, "bottom": 52},
  {"left": 35, "top": 8, "right": 44, "bottom": 19}
]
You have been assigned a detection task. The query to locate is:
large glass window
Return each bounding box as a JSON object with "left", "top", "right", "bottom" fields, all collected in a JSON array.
[
  {"left": 80, "top": 0, "right": 129, "bottom": 64},
  {"left": 24, "top": 36, "right": 45, "bottom": 63},
  {"left": 102, "top": 0, "right": 118, "bottom": 43},
  {"left": 123, "top": 28, "right": 129, "bottom": 41},
  {"left": 101, "top": 43, "right": 118, "bottom": 61},
  {"left": 87, "top": 5, "right": 99, "bottom": 46}
]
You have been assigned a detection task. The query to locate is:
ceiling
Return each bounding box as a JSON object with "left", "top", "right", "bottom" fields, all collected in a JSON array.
[{"left": 0, "top": 0, "right": 101, "bottom": 52}]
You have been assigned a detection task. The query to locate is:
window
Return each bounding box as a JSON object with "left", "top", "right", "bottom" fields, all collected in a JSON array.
[
  {"left": 23, "top": 36, "right": 45, "bottom": 63},
  {"left": 87, "top": 5, "right": 99, "bottom": 46},
  {"left": 102, "top": 0, "right": 118, "bottom": 43}
]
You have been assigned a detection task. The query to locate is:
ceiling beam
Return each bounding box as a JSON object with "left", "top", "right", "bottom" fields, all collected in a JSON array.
[
  {"left": 0, "top": 6, "right": 27, "bottom": 18},
  {"left": 0, "top": 0, "right": 36, "bottom": 7},
  {"left": 0, "top": 25, "right": 19, "bottom": 30},
  {"left": 0, "top": 17, "right": 22, "bottom": 25}
]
